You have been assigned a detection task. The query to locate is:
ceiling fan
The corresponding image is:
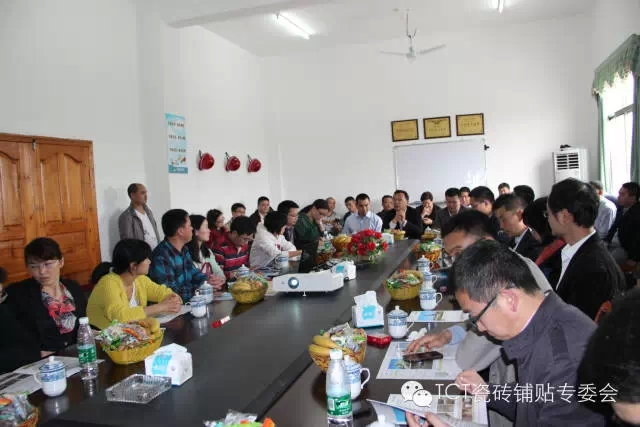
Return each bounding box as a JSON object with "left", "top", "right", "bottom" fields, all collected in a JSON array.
[{"left": 380, "top": 9, "right": 445, "bottom": 62}]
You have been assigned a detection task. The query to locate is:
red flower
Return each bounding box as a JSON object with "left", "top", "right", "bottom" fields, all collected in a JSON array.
[
  {"left": 363, "top": 229, "right": 375, "bottom": 237},
  {"left": 382, "top": 241, "right": 389, "bottom": 251},
  {"left": 357, "top": 248, "right": 366, "bottom": 256},
  {"left": 358, "top": 243, "right": 365, "bottom": 251},
  {"left": 374, "top": 232, "right": 382, "bottom": 239},
  {"left": 367, "top": 241, "right": 376, "bottom": 251}
]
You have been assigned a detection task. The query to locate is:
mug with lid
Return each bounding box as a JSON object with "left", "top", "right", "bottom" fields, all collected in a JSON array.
[
  {"left": 387, "top": 306, "right": 408, "bottom": 339},
  {"left": 189, "top": 293, "right": 208, "bottom": 318},
  {"left": 34, "top": 356, "right": 67, "bottom": 397},
  {"left": 198, "top": 282, "right": 214, "bottom": 304}
]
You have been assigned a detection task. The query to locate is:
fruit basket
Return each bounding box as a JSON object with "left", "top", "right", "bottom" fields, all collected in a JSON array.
[
  {"left": 308, "top": 325, "right": 367, "bottom": 372},
  {"left": 332, "top": 234, "right": 352, "bottom": 252},
  {"left": 98, "top": 319, "right": 165, "bottom": 365},
  {"left": 412, "top": 242, "right": 442, "bottom": 263},
  {"left": 385, "top": 269, "right": 424, "bottom": 300},
  {"left": 229, "top": 275, "right": 268, "bottom": 304},
  {"left": 421, "top": 230, "right": 439, "bottom": 241}
]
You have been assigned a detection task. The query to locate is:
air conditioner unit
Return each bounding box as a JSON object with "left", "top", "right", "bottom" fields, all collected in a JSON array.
[{"left": 553, "top": 148, "right": 588, "bottom": 183}]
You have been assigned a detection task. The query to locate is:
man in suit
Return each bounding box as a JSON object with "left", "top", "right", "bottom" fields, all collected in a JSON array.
[
  {"left": 381, "top": 190, "right": 422, "bottom": 239},
  {"left": 493, "top": 193, "right": 542, "bottom": 262},
  {"left": 547, "top": 178, "right": 625, "bottom": 320},
  {"left": 606, "top": 182, "right": 640, "bottom": 273},
  {"left": 470, "top": 186, "right": 509, "bottom": 244},
  {"left": 434, "top": 187, "right": 465, "bottom": 230}
]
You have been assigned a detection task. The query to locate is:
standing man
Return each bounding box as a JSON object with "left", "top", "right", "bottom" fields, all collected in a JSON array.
[
  {"left": 225, "top": 203, "right": 246, "bottom": 231},
  {"left": 277, "top": 200, "right": 300, "bottom": 246},
  {"left": 381, "top": 190, "right": 422, "bottom": 239},
  {"left": 342, "top": 196, "right": 357, "bottom": 224},
  {"left": 493, "top": 193, "right": 542, "bottom": 262},
  {"left": 434, "top": 188, "right": 464, "bottom": 230},
  {"left": 118, "top": 183, "right": 161, "bottom": 249},
  {"left": 606, "top": 182, "right": 640, "bottom": 271},
  {"left": 342, "top": 193, "right": 383, "bottom": 235},
  {"left": 589, "top": 180, "right": 617, "bottom": 240},
  {"left": 249, "top": 197, "right": 272, "bottom": 228}
]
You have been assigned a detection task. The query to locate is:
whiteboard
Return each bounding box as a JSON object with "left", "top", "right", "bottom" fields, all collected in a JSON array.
[{"left": 393, "top": 139, "right": 487, "bottom": 203}]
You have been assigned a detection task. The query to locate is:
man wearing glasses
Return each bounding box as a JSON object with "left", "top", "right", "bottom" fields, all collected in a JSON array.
[{"left": 407, "top": 241, "right": 606, "bottom": 427}]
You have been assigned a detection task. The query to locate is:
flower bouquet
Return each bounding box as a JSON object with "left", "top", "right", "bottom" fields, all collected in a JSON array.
[{"left": 345, "top": 229, "right": 388, "bottom": 264}]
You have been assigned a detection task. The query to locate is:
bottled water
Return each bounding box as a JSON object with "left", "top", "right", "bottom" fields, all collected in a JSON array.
[
  {"left": 326, "top": 349, "right": 353, "bottom": 427},
  {"left": 77, "top": 317, "right": 98, "bottom": 379}
]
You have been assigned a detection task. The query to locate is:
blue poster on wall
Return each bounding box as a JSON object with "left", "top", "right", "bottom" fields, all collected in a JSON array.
[{"left": 165, "top": 113, "right": 188, "bottom": 174}]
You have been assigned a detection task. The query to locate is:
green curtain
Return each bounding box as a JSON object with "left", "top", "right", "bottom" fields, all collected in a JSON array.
[
  {"left": 632, "top": 75, "right": 640, "bottom": 182},
  {"left": 596, "top": 94, "right": 610, "bottom": 189}
]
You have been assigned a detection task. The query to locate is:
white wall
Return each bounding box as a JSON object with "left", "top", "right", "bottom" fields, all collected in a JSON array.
[
  {"left": 263, "top": 13, "right": 596, "bottom": 209},
  {"left": 0, "top": 0, "right": 145, "bottom": 260},
  {"left": 163, "top": 26, "right": 271, "bottom": 221},
  {"left": 592, "top": 0, "right": 640, "bottom": 68}
]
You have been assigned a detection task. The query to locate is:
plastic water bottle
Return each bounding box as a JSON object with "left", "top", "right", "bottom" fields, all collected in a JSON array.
[
  {"left": 326, "top": 348, "right": 353, "bottom": 426},
  {"left": 77, "top": 317, "right": 98, "bottom": 379}
]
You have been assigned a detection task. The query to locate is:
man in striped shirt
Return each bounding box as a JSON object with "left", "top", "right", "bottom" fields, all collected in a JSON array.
[{"left": 214, "top": 216, "right": 256, "bottom": 281}]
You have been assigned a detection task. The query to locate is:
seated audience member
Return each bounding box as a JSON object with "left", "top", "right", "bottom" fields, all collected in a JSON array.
[
  {"left": 497, "top": 182, "right": 511, "bottom": 195},
  {"left": 277, "top": 200, "right": 300, "bottom": 245},
  {"left": 214, "top": 216, "right": 256, "bottom": 280},
  {"left": 87, "top": 239, "right": 183, "bottom": 330},
  {"left": 6, "top": 238, "right": 87, "bottom": 355},
  {"left": 224, "top": 203, "right": 246, "bottom": 231},
  {"left": 416, "top": 191, "right": 441, "bottom": 229},
  {"left": 295, "top": 199, "right": 330, "bottom": 249},
  {"left": 547, "top": 178, "right": 624, "bottom": 319},
  {"left": 459, "top": 186, "right": 471, "bottom": 209},
  {"left": 408, "top": 240, "right": 606, "bottom": 427},
  {"left": 579, "top": 288, "right": 640, "bottom": 425},
  {"left": 118, "top": 183, "right": 161, "bottom": 250},
  {"left": 0, "top": 267, "right": 40, "bottom": 374},
  {"left": 206, "top": 209, "right": 227, "bottom": 250},
  {"left": 342, "top": 193, "right": 383, "bottom": 235},
  {"left": 187, "top": 215, "right": 226, "bottom": 288},
  {"left": 377, "top": 195, "right": 394, "bottom": 217},
  {"left": 381, "top": 190, "right": 422, "bottom": 239},
  {"left": 512, "top": 184, "right": 535, "bottom": 207},
  {"left": 522, "top": 197, "right": 565, "bottom": 287},
  {"left": 249, "top": 196, "right": 272, "bottom": 227},
  {"left": 149, "top": 209, "right": 218, "bottom": 300},
  {"left": 342, "top": 196, "right": 357, "bottom": 223},
  {"left": 322, "top": 197, "right": 342, "bottom": 235},
  {"left": 470, "top": 186, "right": 508, "bottom": 243},
  {"left": 250, "top": 212, "right": 302, "bottom": 269},
  {"left": 493, "top": 193, "right": 542, "bottom": 262},
  {"left": 434, "top": 188, "right": 464, "bottom": 230},
  {"left": 606, "top": 182, "right": 640, "bottom": 271},
  {"left": 589, "top": 180, "right": 617, "bottom": 240}
]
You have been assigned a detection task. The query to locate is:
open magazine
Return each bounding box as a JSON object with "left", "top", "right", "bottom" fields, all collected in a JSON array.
[{"left": 376, "top": 341, "right": 462, "bottom": 380}]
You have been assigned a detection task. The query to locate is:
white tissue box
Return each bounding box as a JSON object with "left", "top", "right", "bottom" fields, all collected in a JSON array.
[
  {"left": 144, "top": 344, "right": 193, "bottom": 386},
  {"left": 331, "top": 261, "right": 356, "bottom": 281},
  {"left": 381, "top": 233, "right": 394, "bottom": 246},
  {"left": 352, "top": 303, "right": 384, "bottom": 328}
]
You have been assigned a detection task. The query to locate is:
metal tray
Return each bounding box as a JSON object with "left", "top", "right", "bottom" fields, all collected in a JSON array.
[{"left": 106, "top": 374, "right": 171, "bottom": 404}]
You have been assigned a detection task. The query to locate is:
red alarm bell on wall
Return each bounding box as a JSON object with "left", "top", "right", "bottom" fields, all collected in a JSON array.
[
  {"left": 225, "top": 152, "right": 241, "bottom": 172},
  {"left": 197, "top": 151, "right": 215, "bottom": 171},
  {"left": 247, "top": 155, "right": 262, "bottom": 173}
]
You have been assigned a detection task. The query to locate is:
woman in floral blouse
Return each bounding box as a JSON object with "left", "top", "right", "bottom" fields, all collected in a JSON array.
[{"left": 6, "top": 238, "right": 87, "bottom": 355}]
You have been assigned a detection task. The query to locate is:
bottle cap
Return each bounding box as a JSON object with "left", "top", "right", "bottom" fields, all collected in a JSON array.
[
  {"left": 79, "top": 317, "right": 89, "bottom": 325},
  {"left": 329, "top": 348, "right": 343, "bottom": 360}
]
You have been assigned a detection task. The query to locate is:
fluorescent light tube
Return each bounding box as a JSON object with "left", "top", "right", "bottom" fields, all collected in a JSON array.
[
  {"left": 275, "top": 13, "right": 310, "bottom": 39},
  {"left": 497, "top": 0, "right": 505, "bottom": 13}
]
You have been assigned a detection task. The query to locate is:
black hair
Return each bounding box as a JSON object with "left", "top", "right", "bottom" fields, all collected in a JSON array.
[
  {"left": 441, "top": 210, "right": 497, "bottom": 240},
  {"left": 161, "top": 209, "right": 189, "bottom": 237},
  {"left": 548, "top": 178, "right": 598, "bottom": 228},
  {"left": 277, "top": 200, "right": 299, "bottom": 216},
  {"left": 312, "top": 199, "right": 330, "bottom": 211},
  {"left": 493, "top": 193, "right": 526, "bottom": 213},
  {"left": 344, "top": 196, "right": 355, "bottom": 204},
  {"left": 579, "top": 288, "right": 640, "bottom": 403},
  {"left": 445, "top": 188, "right": 461, "bottom": 198},
  {"left": 206, "top": 209, "right": 224, "bottom": 230},
  {"left": 498, "top": 182, "right": 510, "bottom": 190},
  {"left": 231, "top": 203, "right": 246, "bottom": 213},
  {"left": 459, "top": 186, "right": 471, "bottom": 194},
  {"left": 589, "top": 180, "right": 604, "bottom": 192},
  {"left": 91, "top": 239, "right": 152, "bottom": 284},
  {"left": 394, "top": 190, "right": 410, "bottom": 201},
  {"left": 0, "top": 267, "right": 7, "bottom": 284},
  {"left": 469, "top": 186, "right": 495, "bottom": 204},
  {"left": 420, "top": 192, "right": 434, "bottom": 202},
  {"left": 24, "top": 237, "right": 62, "bottom": 264},
  {"left": 127, "top": 183, "right": 140, "bottom": 197},
  {"left": 264, "top": 212, "right": 288, "bottom": 234},
  {"left": 257, "top": 196, "right": 270, "bottom": 205},
  {"left": 522, "top": 197, "right": 554, "bottom": 244},
  {"left": 230, "top": 216, "right": 256, "bottom": 236},
  {"left": 622, "top": 182, "right": 640, "bottom": 200},
  {"left": 450, "top": 239, "right": 540, "bottom": 302},
  {"left": 356, "top": 193, "right": 370, "bottom": 203},
  {"left": 187, "top": 214, "right": 211, "bottom": 263},
  {"left": 382, "top": 195, "right": 393, "bottom": 201},
  {"left": 512, "top": 185, "right": 535, "bottom": 206}
]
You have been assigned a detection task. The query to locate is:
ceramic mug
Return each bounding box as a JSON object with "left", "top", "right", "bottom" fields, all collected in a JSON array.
[
  {"left": 276, "top": 254, "right": 289, "bottom": 270},
  {"left": 188, "top": 295, "right": 208, "bottom": 318},
  {"left": 344, "top": 360, "right": 371, "bottom": 400},
  {"left": 198, "top": 283, "right": 214, "bottom": 304},
  {"left": 34, "top": 357, "right": 67, "bottom": 397},
  {"left": 387, "top": 306, "right": 408, "bottom": 339},
  {"left": 420, "top": 289, "right": 443, "bottom": 310}
]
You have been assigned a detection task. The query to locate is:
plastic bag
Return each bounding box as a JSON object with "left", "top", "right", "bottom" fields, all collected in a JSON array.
[
  {"left": 0, "top": 393, "right": 35, "bottom": 426},
  {"left": 203, "top": 410, "right": 275, "bottom": 427}
]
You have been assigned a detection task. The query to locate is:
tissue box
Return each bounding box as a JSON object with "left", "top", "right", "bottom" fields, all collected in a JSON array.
[
  {"left": 145, "top": 344, "right": 193, "bottom": 386},
  {"left": 331, "top": 261, "right": 356, "bottom": 281},
  {"left": 352, "top": 303, "right": 384, "bottom": 328},
  {"left": 381, "top": 233, "right": 394, "bottom": 246}
]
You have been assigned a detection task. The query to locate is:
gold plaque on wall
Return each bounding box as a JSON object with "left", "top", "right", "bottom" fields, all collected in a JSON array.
[
  {"left": 391, "top": 119, "right": 419, "bottom": 142},
  {"left": 456, "top": 113, "right": 485, "bottom": 136},
  {"left": 423, "top": 116, "right": 452, "bottom": 139}
]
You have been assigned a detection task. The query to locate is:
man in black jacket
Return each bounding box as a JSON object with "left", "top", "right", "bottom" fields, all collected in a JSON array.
[
  {"left": 493, "top": 193, "right": 542, "bottom": 262},
  {"left": 547, "top": 178, "right": 624, "bottom": 319},
  {"left": 469, "top": 186, "right": 509, "bottom": 244},
  {"left": 606, "top": 182, "right": 640, "bottom": 273},
  {"left": 381, "top": 190, "right": 422, "bottom": 239}
]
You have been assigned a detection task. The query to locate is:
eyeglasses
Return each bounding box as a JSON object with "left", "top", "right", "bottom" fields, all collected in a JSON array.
[
  {"left": 27, "top": 260, "right": 59, "bottom": 271},
  {"left": 466, "top": 293, "right": 499, "bottom": 332}
]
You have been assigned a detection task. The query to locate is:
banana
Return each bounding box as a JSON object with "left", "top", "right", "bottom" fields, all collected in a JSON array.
[
  {"left": 313, "top": 335, "right": 340, "bottom": 349},
  {"left": 308, "top": 344, "right": 332, "bottom": 356}
]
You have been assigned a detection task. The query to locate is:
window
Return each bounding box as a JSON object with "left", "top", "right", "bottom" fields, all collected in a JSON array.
[{"left": 602, "top": 74, "right": 635, "bottom": 193}]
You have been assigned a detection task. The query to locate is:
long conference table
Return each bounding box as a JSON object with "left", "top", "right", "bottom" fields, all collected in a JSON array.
[{"left": 37, "top": 240, "right": 460, "bottom": 426}]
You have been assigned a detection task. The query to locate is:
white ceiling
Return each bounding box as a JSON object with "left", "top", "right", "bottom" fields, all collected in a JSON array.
[{"left": 142, "top": 0, "right": 596, "bottom": 57}]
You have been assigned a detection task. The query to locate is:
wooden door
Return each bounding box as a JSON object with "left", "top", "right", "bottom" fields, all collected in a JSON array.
[{"left": 32, "top": 139, "right": 101, "bottom": 284}]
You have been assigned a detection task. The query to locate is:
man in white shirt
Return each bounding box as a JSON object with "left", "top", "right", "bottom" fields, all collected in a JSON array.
[
  {"left": 589, "top": 180, "right": 617, "bottom": 240},
  {"left": 546, "top": 178, "right": 624, "bottom": 319},
  {"left": 249, "top": 212, "right": 301, "bottom": 269},
  {"left": 342, "top": 193, "right": 383, "bottom": 235},
  {"left": 118, "top": 183, "right": 161, "bottom": 249}
]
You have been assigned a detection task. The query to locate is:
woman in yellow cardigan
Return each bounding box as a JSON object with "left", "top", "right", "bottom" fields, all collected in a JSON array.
[{"left": 87, "top": 239, "right": 182, "bottom": 329}]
